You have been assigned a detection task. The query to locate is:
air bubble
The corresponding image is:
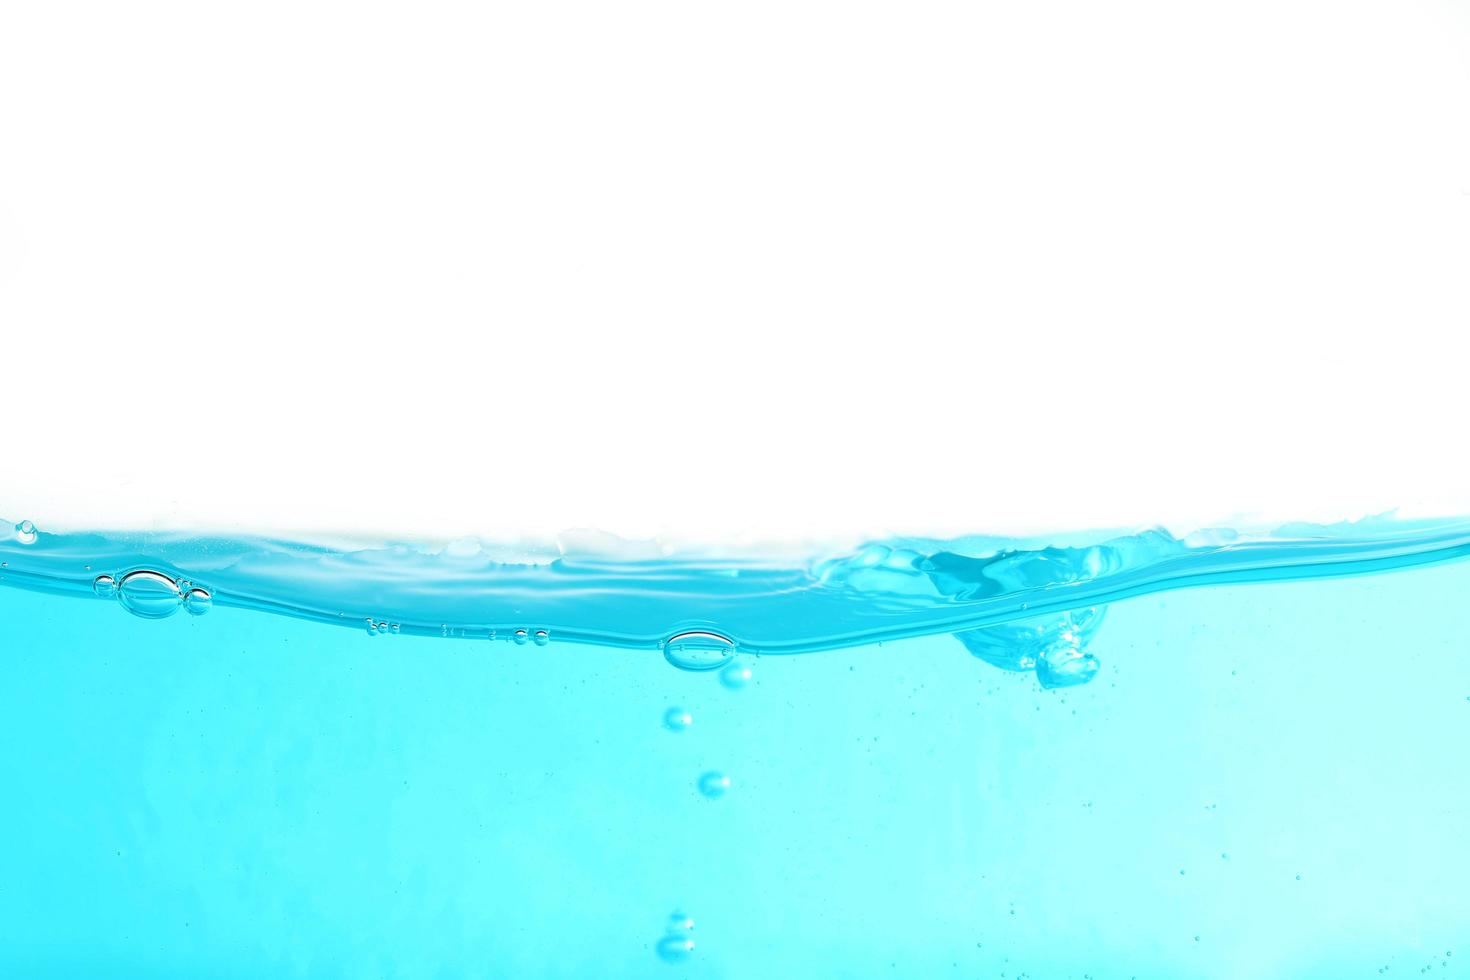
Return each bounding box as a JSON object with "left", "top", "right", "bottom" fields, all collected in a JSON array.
[
  {"left": 533, "top": 629, "right": 550, "bottom": 647},
  {"left": 513, "top": 628, "right": 530, "bottom": 645},
  {"left": 183, "top": 587, "right": 213, "bottom": 616},
  {"left": 117, "top": 570, "right": 184, "bottom": 620},
  {"left": 92, "top": 574, "right": 118, "bottom": 599},
  {"left": 698, "top": 771, "right": 731, "bottom": 799},
  {"left": 663, "top": 631, "right": 736, "bottom": 672},
  {"left": 656, "top": 911, "right": 696, "bottom": 963},
  {"left": 656, "top": 934, "right": 695, "bottom": 963},
  {"left": 663, "top": 707, "right": 693, "bottom": 731},
  {"left": 14, "top": 520, "right": 37, "bottom": 545},
  {"left": 719, "top": 661, "right": 753, "bottom": 690}
]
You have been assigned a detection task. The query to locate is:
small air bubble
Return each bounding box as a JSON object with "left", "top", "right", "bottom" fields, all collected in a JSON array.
[
  {"left": 663, "top": 707, "right": 693, "bottom": 732},
  {"left": 533, "top": 629, "right": 550, "bottom": 647},
  {"left": 513, "top": 629, "right": 529, "bottom": 645},
  {"left": 93, "top": 574, "right": 118, "bottom": 599},
  {"left": 719, "top": 661, "right": 753, "bottom": 690},
  {"left": 697, "top": 771, "right": 731, "bottom": 799},
  {"left": 656, "top": 934, "right": 695, "bottom": 963},
  {"left": 14, "top": 520, "right": 37, "bottom": 545}
]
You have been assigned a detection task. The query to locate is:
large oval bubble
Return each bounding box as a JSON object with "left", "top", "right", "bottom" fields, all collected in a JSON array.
[
  {"left": 117, "top": 570, "right": 184, "bottom": 620},
  {"left": 663, "top": 631, "right": 736, "bottom": 672}
]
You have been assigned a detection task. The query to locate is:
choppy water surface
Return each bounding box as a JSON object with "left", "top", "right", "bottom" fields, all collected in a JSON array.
[{"left": 1, "top": 515, "right": 1468, "bottom": 977}]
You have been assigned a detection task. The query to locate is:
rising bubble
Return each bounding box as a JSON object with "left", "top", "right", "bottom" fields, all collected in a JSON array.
[
  {"left": 656, "top": 911, "right": 696, "bottom": 963},
  {"left": 719, "top": 661, "right": 753, "bottom": 690},
  {"left": 663, "top": 631, "right": 736, "bottom": 672},
  {"left": 697, "top": 771, "right": 731, "bottom": 799},
  {"left": 513, "top": 628, "right": 529, "bottom": 645},
  {"left": 655, "top": 934, "right": 695, "bottom": 963},
  {"left": 117, "top": 570, "right": 184, "bottom": 620},
  {"left": 533, "top": 629, "right": 550, "bottom": 647}
]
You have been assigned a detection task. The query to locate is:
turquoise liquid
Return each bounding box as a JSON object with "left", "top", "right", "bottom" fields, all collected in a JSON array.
[{"left": 2, "top": 517, "right": 1467, "bottom": 977}]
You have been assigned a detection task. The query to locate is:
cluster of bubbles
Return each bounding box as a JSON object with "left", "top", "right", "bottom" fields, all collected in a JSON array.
[
  {"left": 1390, "top": 950, "right": 1454, "bottom": 974},
  {"left": 655, "top": 629, "right": 752, "bottom": 963},
  {"left": 93, "top": 570, "right": 211, "bottom": 620},
  {"left": 370, "top": 623, "right": 554, "bottom": 643},
  {"left": 654, "top": 912, "right": 696, "bottom": 963},
  {"left": 952, "top": 606, "right": 1107, "bottom": 689}
]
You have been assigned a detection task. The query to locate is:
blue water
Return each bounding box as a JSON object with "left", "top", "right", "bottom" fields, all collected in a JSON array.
[{"left": 2, "top": 516, "right": 1468, "bottom": 977}]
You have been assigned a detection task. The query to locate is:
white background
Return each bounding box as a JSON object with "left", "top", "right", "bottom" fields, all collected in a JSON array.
[{"left": 2, "top": 1, "right": 1468, "bottom": 546}]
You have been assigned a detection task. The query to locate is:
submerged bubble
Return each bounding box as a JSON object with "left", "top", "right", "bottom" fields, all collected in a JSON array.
[
  {"left": 533, "top": 629, "right": 550, "bottom": 647},
  {"left": 117, "top": 570, "right": 184, "bottom": 620},
  {"left": 92, "top": 574, "right": 117, "bottom": 599},
  {"left": 183, "top": 587, "right": 213, "bottom": 616},
  {"left": 656, "top": 933, "right": 695, "bottom": 963},
  {"left": 697, "top": 771, "right": 731, "bottom": 799},
  {"left": 663, "top": 631, "right": 736, "bottom": 672},
  {"left": 14, "top": 520, "right": 37, "bottom": 545},
  {"left": 655, "top": 910, "right": 696, "bottom": 962},
  {"left": 513, "top": 628, "right": 530, "bottom": 645},
  {"left": 719, "top": 661, "right": 753, "bottom": 690},
  {"left": 663, "top": 707, "right": 693, "bottom": 731}
]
